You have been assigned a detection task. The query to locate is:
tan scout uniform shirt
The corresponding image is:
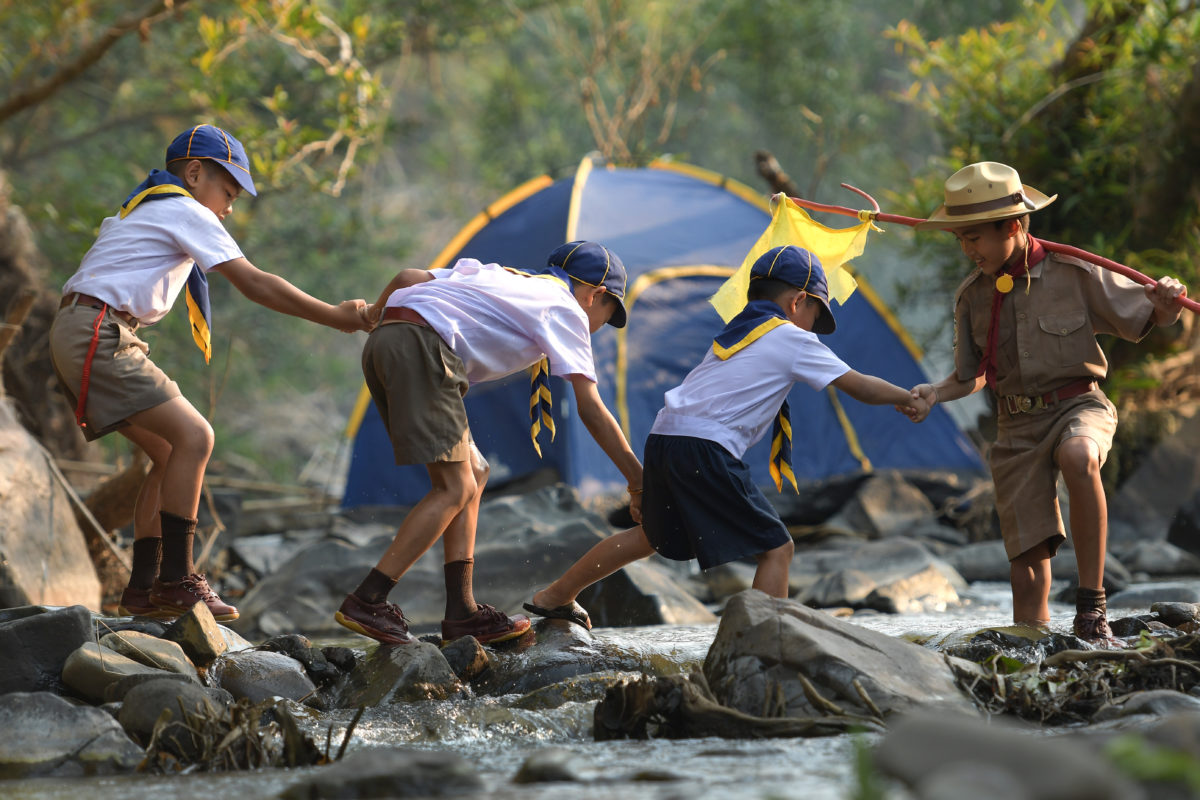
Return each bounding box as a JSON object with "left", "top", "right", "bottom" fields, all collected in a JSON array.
[{"left": 953, "top": 249, "right": 1154, "bottom": 397}]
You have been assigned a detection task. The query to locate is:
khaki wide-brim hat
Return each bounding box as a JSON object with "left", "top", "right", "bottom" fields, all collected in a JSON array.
[{"left": 915, "top": 161, "right": 1056, "bottom": 230}]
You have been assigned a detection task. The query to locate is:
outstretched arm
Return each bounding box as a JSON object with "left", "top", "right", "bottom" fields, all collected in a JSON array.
[
  {"left": 212, "top": 257, "right": 367, "bottom": 332},
  {"left": 905, "top": 373, "right": 986, "bottom": 423},
  {"left": 568, "top": 374, "right": 644, "bottom": 522},
  {"left": 833, "top": 370, "right": 927, "bottom": 414}
]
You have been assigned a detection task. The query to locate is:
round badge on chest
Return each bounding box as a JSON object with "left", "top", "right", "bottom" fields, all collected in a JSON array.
[{"left": 995, "top": 274, "right": 1014, "bottom": 294}]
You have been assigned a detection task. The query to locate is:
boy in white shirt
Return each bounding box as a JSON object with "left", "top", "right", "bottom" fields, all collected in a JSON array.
[
  {"left": 49, "top": 124, "right": 368, "bottom": 621},
  {"left": 338, "top": 241, "right": 644, "bottom": 645},
  {"left": 524, "top": 245, "right": 928, "bottom": 628}
]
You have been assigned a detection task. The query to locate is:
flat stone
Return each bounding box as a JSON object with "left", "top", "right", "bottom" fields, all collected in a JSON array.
[
  {"left": 99, "top": 630, "right": 198, "bottom": 680},
  {"left": 62, "top": 643, "right": 169, "bottom": 704},
  {"left": 0, "top": 691, "right": 142, "bottom": 778}
]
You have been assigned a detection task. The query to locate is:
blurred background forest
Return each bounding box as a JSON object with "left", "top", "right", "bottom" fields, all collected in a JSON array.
[{"left": 2, "top": 0, "right": 1198, "bottom": 495}]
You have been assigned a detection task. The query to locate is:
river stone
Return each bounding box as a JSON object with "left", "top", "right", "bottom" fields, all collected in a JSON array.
[
  {"left": 99, "top": 630, "right": 198, "bottom": 680},
  {"left": 862, "top": 562, "right": 963, "bottom": 613},
  {"left": 577, "top": 559, "right": 717, "bottom": 627},
  {"left": 874, "top": 710, "right": 1144, "bottom": 800},
  {"left": 62, "top": 642, "right": 170, "bottom": 704},
  {"left": 161, "top": 601, "right": 227, "bottom": 666},
  {"left": 1115, "top": 540, "right": 1200, "bottom": 577},
  {"left": 211, "top": 650, "right": 317, "bottom": 704},
  {"left": 335, "top": 642, "right": 462, "bottom": 707},
  {"left": 0, "top": 691, "right": 142, "bottom": 778},
  {"left": 704, "top": 590, "right": 974, "bottom": 719},
  {"left": 798, "top": 538, "right": 965, "bottom": 612},
  {"left": 1141, "top": 712, "right": 1200, "bottom": 759},
  {"left": 278, "top": 747, "right": 483, "bottom": 798},
  {"left": 116, "top": 678, "right": 229, "bottom": 753},
  {"left": 1109, "top": 411, "right": 1200, "bottom": 547},
  {"left": 440, "top": 635, "right": 489, "bottom": 682},
  {"left": 0, "top": 604, "right": 93, "bottom": 696},
  {"left": 945, "top": 540, "right": 1011, "bottom": 582},
  {"left": 1093, "top": 689, "right": 1200, "bottom": 722},
  {"left": 512, "top": 746, "right": 586, "bottom": 784},
  {"left": 260, "top": 634, "right": 341, "bottom": 687},
  {"left": 1151, "top": 601, "right": 1200, "bottom": 627},
  {"left": 701, "top": 561, "right": 758, "bottom": 602},
  {"left": 1110, "top": 583, "right": 1200, "bottom": 609},
  {"left": 104, "top": 670, "right": 195, "bottom": 703},
  {"left": 0, "top": 400, "right": 102, "bottom": 611},
  {"left": 509, "top": 670, "right": 641, "bottom": 711},
  {"left": 826, "top": 470, "right": 937, "bottom": 539}
]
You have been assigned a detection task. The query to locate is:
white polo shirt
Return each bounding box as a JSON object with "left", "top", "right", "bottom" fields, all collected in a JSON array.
[
  {"left": 386, "top": 259, "right": 597, "bottom": 385},
  {"left": 650, "top": 324, "right": 850, "bottom": 459},
  {"left": 63, "top": 196, "right": 243, "bottom": 324}
]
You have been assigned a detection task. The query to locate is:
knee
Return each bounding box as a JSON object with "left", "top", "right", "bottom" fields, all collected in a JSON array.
[
  {"left": 176, "top": 418, "right": 215, "bottom": 462},
  {"left": 761, "top": 538, "right": 794, "bottom": 563},
  {"left": 433, "top": 474, "right": 477, "bottom": 510},
  {"left": 1057, "top": 438, "right": 1101, "bottom": 482}
]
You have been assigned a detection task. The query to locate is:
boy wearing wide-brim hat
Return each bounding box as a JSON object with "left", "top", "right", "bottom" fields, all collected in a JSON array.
[
  {"left": 907, "top": 161, "right": 1187, "bottom": 643},
  {"left": 336, "top": 241, "right": 643, "bottom": 646},
  {"left": 523, "top": 245, "right": 928, "bottom": 630},
  {"left": 49, "top": 124, "right": 369, "bottom": 622}
]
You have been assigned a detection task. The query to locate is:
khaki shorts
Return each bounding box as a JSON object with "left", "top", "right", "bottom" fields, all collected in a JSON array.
[
  {"left": 989, "top": 388, "right": 1117, "bottom": 561},
  {"left": 48, "top": 303, "right": 180, "bottom": 441},
  {"left": 361, "top": 321, "right": 472, "bottom": 465}
]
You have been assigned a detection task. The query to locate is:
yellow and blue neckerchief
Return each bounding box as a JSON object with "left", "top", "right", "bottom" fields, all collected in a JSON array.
[
  {"left": 713, "top": 299, "right": 798, "bottom": 493},
  {"left": 119, "top": 170, "right": 213, "bottom": 364},
  {"left": 501, "top": 264, "right": 571, "bottom": 456}
]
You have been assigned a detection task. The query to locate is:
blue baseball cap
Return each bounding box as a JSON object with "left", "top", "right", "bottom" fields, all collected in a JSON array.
[
  {"left": 547, "top": 241, "right": 629, "bottom": 328},
  {"left": 166, "top": 124, "right": 257, "bottom": 197},
  {"left": 751, "top": 245, "right": 836, "bottom": 333}
]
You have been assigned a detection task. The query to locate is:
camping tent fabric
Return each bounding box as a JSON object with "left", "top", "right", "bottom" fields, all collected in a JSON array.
[{"left": 342, "top": 155, "right": 984, "bottom": 508}]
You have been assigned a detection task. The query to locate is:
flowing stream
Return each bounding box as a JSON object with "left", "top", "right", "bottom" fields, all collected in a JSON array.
[{"left": 5, "top": 580, "right": 1190, "bottom": 800}]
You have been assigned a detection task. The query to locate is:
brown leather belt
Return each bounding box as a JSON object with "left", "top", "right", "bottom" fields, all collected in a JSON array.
[
  {"left": 999, "top": 378, "right": 1097, "bottom": 415},
  {"left": 380, "top": 306, "right": 429, "bottom": 326},
  {"left": 60, "top": 293, "right": 139, "bottom": 328}
]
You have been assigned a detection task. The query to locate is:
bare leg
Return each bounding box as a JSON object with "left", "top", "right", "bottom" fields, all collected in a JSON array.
[
  {"left": 118, "top": 426, "right": 172, "bottom": 541},
  {"left": 752, "top": 539, "right": 795, "bottom": 598},
  {"left": 1055, "top": 435, "right": 1106, "bottom": 591},
  {"left": 1010, "top": 540, "right": 1053, "bottom": 626},
  {"left": 442, "top": 444, "right": 489, "bottom": 563},
  {"left": 126, "top": 396, "right": 214, "bottom": 518},
  {"left": 532, "top": 527, "right": 657, "bottom": 607},
  {"left": 373, "top": 459, "right": 475, "bottom": 579}
]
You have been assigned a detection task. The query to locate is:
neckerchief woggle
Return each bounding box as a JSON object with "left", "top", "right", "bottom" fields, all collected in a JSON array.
[
  {"left": 502, "top": 265, "right": 572, "bottom": 457},
  {"left": 712, "top": 299, "right": 798, "bottom": 492},
  {"left": 119, "top": 169, "right": 213, "bottom": 364}
]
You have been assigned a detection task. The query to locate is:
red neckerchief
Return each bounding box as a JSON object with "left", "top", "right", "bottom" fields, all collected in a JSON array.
[{"left": 976, "top": 237, "right": 1046, "bottom": 390}]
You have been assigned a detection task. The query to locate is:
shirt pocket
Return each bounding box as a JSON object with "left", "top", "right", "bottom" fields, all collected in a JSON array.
[{"left": 1038, "top": 311, "right": 1091, "bottom": 366}]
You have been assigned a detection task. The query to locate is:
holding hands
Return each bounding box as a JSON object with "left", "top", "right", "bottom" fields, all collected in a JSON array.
[
  {"left": 897, "top": 383, "right": 937, "bottom": 423},
  {"left": 334, "top": 298, "right": 372, "bottom": 333}
]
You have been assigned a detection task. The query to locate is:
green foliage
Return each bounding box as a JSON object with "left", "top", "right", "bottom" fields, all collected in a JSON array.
[{"left": 1106, "top": 733, "right": 1200, "bottom": 792}]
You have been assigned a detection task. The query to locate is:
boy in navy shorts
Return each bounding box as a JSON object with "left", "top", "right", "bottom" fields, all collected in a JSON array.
[
  {"left": 524, "top": 245, "right": 927, "bottom": 628},
  {"left": 337, "top": 241, "right": 644, "bottom": 645},
  {"left": 49, "top": 124, "right": 368, "bottom": 621}
]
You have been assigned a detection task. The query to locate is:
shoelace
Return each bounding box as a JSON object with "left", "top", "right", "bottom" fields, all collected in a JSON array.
[{"left": 180, "top": 573, "right": 219, "bottom": 602}]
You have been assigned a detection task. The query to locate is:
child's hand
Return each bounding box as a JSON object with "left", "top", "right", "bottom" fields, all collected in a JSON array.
[
  {"left": 1147, "top": 277, "right": 1186, "bottom": 327},
  {"left": 333, "top": 299, "right": 370, "bottom": 332},
  {"left": 899, "top": 383, "right": 937, "bottom": 423},
  {"left": 363, "top": 302, "right": 384, "bottom": 329}
]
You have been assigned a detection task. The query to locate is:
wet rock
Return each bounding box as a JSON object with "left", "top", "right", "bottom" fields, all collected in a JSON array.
[
  {"left": 278, "top": 746, "right": 483, "bottom": 798},
  {"left": 704, "top": 590, "right": 974, "bottom": 719},
  {"left": 161, "top": 601, "right": 228, "bottom": 667},
  {"left": 509, "top": 670, "right": 639, "bottom": 711},
  {"left": 0, "top": 400, "right": 102, "bottom": 611},
  {"left": 945, "top": 540, "right": 1010, "bottom": 582},
  {"left": 1110, "top": 584, "right": 1200, "bottom": 609},
  {"left": 1114, "top": 540, "right": 1200, "bottom": 577},
  {"left": 261, "top": 634, "right": 341, "bottom": 687},
  {"left": 0, "top": 691, "right": 143, "bottom": 778},
  {"left": 116, "top": 678, "right": 228, "bottom": 748},
  {"left": 1151, "top": 602, "right": 1200, "bottom": 627},
  {"left": 798, "top": 538, "right": 965, "bottom": 613},
  {"left": 1109, "top": 615, "right": 1154, "bottom": 637},
  {"left": 821, "top": 471, "right": 935, "bottom": 539},
  {"left": 335, "top": 642, "right": 462, "bottom": 706},
  {"left": 1141, "top": 711, "right": 1200, "bottom": 758},
  {"left": 1094, "top": 690, "right": 1200, "bottom": 722},
  {"left": 62, "top": 642, "right": 170, "bottom": 704},
  {"left": 104, "top": 670, "right": 195, "bottom": 703},
  {"left": 578, "top": 559, "right": 717, "bottom": 626},
  {"left": 875, "top": 710, "right": 1143, "bottom": 800},
  {"left": 440, "top": 635, "right": 489, "bottom": 682},
  {"left": 512, "top": 746, "right": 586, "bottom": 783},
  {"left": 322, "top": 646, "right": 362, "bottom": 675},
  {"left": 99, "top": 630, "right": 199, "bottom": 680},
  {"left": 210, "top": 650, "right": 318, "bottom": 705},
  {"left": 936, "top": 624, "right": 1047, "bottom": 663},
  {"left": 0, "top": 604, "right": 93, "bottom": 696},
  {"left": 95, "top": 617, "right": 168, "bottom": 638}
]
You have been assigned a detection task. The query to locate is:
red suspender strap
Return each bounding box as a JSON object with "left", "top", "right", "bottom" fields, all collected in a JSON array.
[{"left": 75, "top": 305, "right": 107, "bottom": 428}]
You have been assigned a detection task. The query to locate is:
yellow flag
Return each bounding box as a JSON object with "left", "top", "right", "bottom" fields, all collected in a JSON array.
[{"left": 710, "top": 193, "right": 877, "bottom": 322}]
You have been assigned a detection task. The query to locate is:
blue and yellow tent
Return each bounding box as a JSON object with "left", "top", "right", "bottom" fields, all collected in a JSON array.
[{"left": 341, "top": 155, "right": 984, "bottom": 508}]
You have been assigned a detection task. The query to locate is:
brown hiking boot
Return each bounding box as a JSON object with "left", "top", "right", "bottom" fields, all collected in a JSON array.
[
  {"left": 335, "top": 594, "right": 416, "bottom": 645},
  {"left": 1073, "top": 609, "right": 1119, "bottom": 646},
  {"left": 442, "top": 603, "right": 531, "bottom": 645},
  {"left": 118, "top": 586, "right": 175, "bottom": 619},
  {"left": 150, "top": 574, "right": 239, "bottom": 621}
]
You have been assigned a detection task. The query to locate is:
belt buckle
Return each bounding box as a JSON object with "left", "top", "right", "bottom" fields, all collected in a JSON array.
[{"left": 1016, "top": 395, "right": 1033, "bottom": 413}]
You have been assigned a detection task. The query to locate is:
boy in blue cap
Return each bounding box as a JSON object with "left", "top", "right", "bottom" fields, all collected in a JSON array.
[
  {"left": 524, "top": 245, "right": 928, "bottom": 628},
  {"left": 49, "top": 124, "right": 369, "bottom": 621},
  {"left": 337, "top": 241, "right": 644, "bottom": 645}
]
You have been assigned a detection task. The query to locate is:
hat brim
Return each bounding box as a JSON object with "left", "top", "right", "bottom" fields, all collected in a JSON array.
[
  {"left": 215, "top": 161, "right": 258, "bottom": 197},
  {"left": 915, "top": 186, "right": 1055, "bottom": 231},
  {"left": 607, "top": 298, "right": 628, "bottom": 329},
  {"left": 812, "top": 296, "right": 836, "bottom": 335}
]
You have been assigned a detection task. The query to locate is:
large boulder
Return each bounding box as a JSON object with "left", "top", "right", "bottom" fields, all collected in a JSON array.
[
  {"left": 578, "top": 560, "right": 716, "bottom": 626},
  {"left": 1110, "top": 410, "right": 1200, "bottom": 546},
  {"left": 116, "top": 678, "right": 230, "bottom": 747},
  {"left": 796, "top": 538, "right": 966, "bottom": 613},
  {"left": 209, "top": 650, "right": 318, "bottom": 704},
  {"left": 1113, "top": 539, "right": 1200, "bottom": 578},
  {"left": 62, "top": 642, "right": 169, "bottom": 704},
  {"left": 0, "top": 400, "right": 101, "bottom": 610},
  {"left": 334, "top": 642, "right": 463, "bottom": 707},
  {"left": 821, "top": 470, "right": 937, "bottom": 539},
  {"left": 0, "top": 604, "right": 93, "bottom": 696},
  {"left": 704, "top": 590, "right": 975, "bottom": 719},
  {"left": 278, "top": 747, "right": 483, "bottom": 799},
  {"left": 99, "top": 630, "right": 199, "bottom": 680},
  {"left": 0, "top": 691, "right": 143, "bottom": 778}
]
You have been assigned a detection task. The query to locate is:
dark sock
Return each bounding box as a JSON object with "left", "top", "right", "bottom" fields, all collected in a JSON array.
[
  {"left": 354, "top": 568, "right": 397, "bottom": 605},
  {"left": 128, "top": 537, "right": 162, "bottom": 590},
  {"left": 444, "top": 558, "right": 478, "bottom": 621},
  {"left": 158, "top": 510, "right": 197, "bottom": 582},
  {"left": 1076, "top": 587, "right": 1107, "bottom": 616}
]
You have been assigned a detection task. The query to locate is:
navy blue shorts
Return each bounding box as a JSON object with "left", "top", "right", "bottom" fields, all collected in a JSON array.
[{"left": 641, "top": 434, "right": 791, "bottom": 570}]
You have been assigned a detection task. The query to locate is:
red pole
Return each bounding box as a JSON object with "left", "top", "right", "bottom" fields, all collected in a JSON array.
[{"left": 788, "top": 192, "right": 1200, "bottom": 314}]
